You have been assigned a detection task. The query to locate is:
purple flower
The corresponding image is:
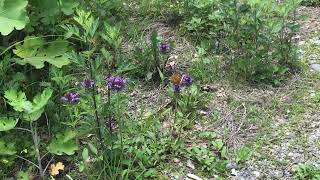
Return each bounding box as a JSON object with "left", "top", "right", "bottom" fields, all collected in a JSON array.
[
  {"left": 62, "top": 92, "right": 80, "bottom": 104},
  {"left": 173, "top": 85, "right": 182, "bottom": 93},
  {"left": 81, "top": 79, "right": 94, "bottom": 88},
  {"left": 159, "top": 42, "right": 170, "bottom": 53},
  {"left": 182, "top": 74, "right": 192, "bottom": 86},
  {"left": 106, "top": 76, "right": 126, "bottom": 91}
]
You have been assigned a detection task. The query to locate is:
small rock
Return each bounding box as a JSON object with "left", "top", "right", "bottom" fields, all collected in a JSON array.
[
  {"left": 186, "top": 173, "right": 203, "bottom": 180},
  {"left": 298, "top": 41, "right": 305, "bottom": 46},
  {"left": 198, "top": 110, "right": 209, "bottom": 116},
  {"left": 173, "top": 158, "right": 180, "bottom": 163},
  {"left": 226, "top": 162, "right": 237, "bottom": 169},
  {"left": 231, "top": 169, "right": 238, "bottom": 176},
  {"left": 252, "top": 171, "right": 260, "bottom": 178},
  {"left": 187, "top": 160, "right": 195, "bottom": 170},
  {"left": 308, "top": 54, "right": 318, "bottom": 64},
  {"left": 311, "top": 37, "right": 320, "bottom": 46},
  {"left": 311, "top": 64, "right": 320, "bottom": 71}
]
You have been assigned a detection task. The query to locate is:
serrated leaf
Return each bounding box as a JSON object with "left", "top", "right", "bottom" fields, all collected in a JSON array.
[
  {"left": 30, "top": 88, "right": 53, "bottom": 113},
  {"left": 0, "top": 117, "right": 18, "bottom": 131},
  {"left": 13, "top": 36, "right": 44, "bottom": 58},
  {"left": 4, "top": 89, "right": 32, "bottom": 112},
  {"left": 14, "top": 37, "right": 71, "bottom": 69},
  {"left": 23, "top": 108, "right": 44, "bottom": 122},
  {"left": 47, "top": 129, "right": 78, "bottom": 155},
  {"left": 0, "top": 140, "right": 16, "bottom": 155},
  {"left": 0, "top": 0, "right": 29, "bottom": 35}
]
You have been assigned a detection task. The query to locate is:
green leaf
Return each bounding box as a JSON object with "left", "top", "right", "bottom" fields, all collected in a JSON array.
[
  {"left": 4, "top": 89, "right": 32, "bottom": 112},
  {"left": 60, "top": 0, "right": 79, "bottom": 15},
  {"left": 30, "top": 88, "right": 53, "bottom": 113},
  {"left": 0, "top": 0, "right": 29, "bottom": 35},
  {"left": 47, "top": 129, "right": 78, "bottom": 155},
  {"left": 0, "top": 140, "right": 16, "bottom": 155},
  {"left": 0, "top": 117, "right": 18, "bottom": 131},
  {"left": 13, "top": 36, "right": 44, "bottom": 58},
  {"left": 88, "top": 143, "right": 98, "bottom": 155},
  {"left": 23, "top": 108, "right": 44, "bottom": 122},
  {"left": 17, "top": 171, "right": 29, "bottom": 180},
  {"left": 14, "top": 37, "right": 71, "bottom": 69},
  {"left": 82, "top": 148, "right": 89, "bottom": 161}
]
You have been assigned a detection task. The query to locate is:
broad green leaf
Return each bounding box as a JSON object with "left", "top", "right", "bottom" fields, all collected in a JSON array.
[
  {"left": 4, "top": 89, "right": 32, "bottom": 112},
  {"left": 14, "top": 38, "right": 71, "bottom": 69},
  {"left": 13, "top": 36, "right": 44, "bottom": 58},
  {"left": 30, "top": 88, "right": 53, "bottom": 113},
  {"left": 60, "top": 0, "right": 79, "bottom": 15},
  {"left": 47, "top": 129, "right": 78, "bottom": 155},
  {"left": 0, "top": 0, "right": 29, "bottom": 35},
  {"left": 0, "top": 140, "right": 16, "bottom": 155},
  {"left": 0, "top": 117, "right": 18, "bottom": 131},
  {"left": 23, "top": 108, "right": 44, "bottom": 122},
  {"left": 30, "top": 0, "right": 78, "bottom": 25},
  {"left": 17, "top": 171, "right": 29, "bottom": 180}
]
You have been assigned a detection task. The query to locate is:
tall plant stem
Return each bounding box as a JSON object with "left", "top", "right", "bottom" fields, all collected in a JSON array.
[
  {"left": 107, "top": 88, "right": 113, "bottom": 149},
  {"left": 30, "top": 122, "right": 44, "bottom": 179},
  {"left": 89, "top": 59, "right": 105, "bottom": 152},
  {"left": 89, "top": 54, "right": 107, "bottom": 180}
]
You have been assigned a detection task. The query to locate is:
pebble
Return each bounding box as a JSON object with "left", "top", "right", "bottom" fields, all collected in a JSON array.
[
  {"left": 186, "top": 173, "right": 203, "bottom": 180},
  {"left": 187, "top": 160, "right": 195, "bottom": 170},
  {"left": 227, "top": 162, "right": 238, "bottom": 170},
  {"left": 310, "top": 37, "right": 320, "bottom": 46},
  {"left": 310, "top": 64, "right": 320, "bottom": 71},
  {"left": 308, "top": 54, "right": 318, "bottom": 64},
  {"left": 252, "top": 171, "right": 260, "bottom": 178},
  {"left": 231, "top": 169, "right": 238, "bottom": 176}
]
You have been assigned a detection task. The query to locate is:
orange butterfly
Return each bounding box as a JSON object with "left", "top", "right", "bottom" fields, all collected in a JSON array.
[{"left": 170, "top": 72, "right": 183, "bottom": 85}]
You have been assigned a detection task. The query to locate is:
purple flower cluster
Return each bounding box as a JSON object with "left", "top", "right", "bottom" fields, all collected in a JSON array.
[
  {"left": 106, "top": 76, "right": 126, "bottom": 91},
  {"left": 181, "top": 74, "right": 192, "bottom": 87},
  {"left": 62, "top": 76, "right": 126, "bottom": 105},
  {"left": 173, "top": 85, "right": 182, "bottom": 93},
  {"left": 81, "top": 79, "right": 94, "bottom": 88},
  {"left": 159, "top": 42, "right": 170, "bottom": 53},
  {"left": 62, "top": 92, "right": 80, "bottom": 104}
]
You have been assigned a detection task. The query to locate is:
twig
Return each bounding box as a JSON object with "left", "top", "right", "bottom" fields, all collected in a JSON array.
[
  {"left": 15, "top": 155, "right": 40, "bottom": 169},
  {"left": 43, "top": 156, "right": 55, "bottom": 173},
  {"left": 14, "top": 127, "right": 32, "bottom": 133}
]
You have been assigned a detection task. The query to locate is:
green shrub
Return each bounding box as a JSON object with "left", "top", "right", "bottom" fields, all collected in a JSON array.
[
  {"left": 175, "top": 0, "right": 301, "bottom": 84},
  {"left": 301, "top": 0, "right": 320, "bottom": 6}
]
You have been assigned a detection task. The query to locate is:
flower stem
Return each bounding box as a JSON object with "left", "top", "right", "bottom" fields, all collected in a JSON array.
[
  {"left": 89, "top": 58, "right": 105, "bottom": 154},
  {"left": 30, "top": 122, "right": 44, "bottom": 179}
]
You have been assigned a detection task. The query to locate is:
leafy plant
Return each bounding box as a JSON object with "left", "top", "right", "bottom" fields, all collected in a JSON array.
[
  {"left": 234, "top": 146, "right": 252, "bottom": 164},
  {"left": 47, "top": 129, "right": 78, "bottom": 155},
  {"left": 0, "top": 0, "right": 29, "bottom": 35},
  {"left": 294, "top": 164, "right": 320, "bottom": 180},
  {"left": 301, "top": 0, "right": 320, "bottom": 6},
  {"left": 13, "top": 36, "right": 71, "bottom": 69}
]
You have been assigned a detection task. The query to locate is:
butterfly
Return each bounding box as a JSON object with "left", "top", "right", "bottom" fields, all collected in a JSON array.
[
  {"left": 49, "top": 162, "right": 64, "bottom": 176},
  {"left": 170, "top": 72, "right": 183, "bottom": 85}
]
